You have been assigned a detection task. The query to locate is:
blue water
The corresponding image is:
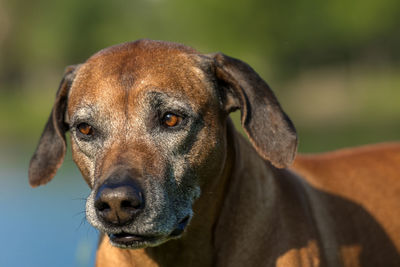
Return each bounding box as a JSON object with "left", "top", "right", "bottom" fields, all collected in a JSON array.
[{"left": 0, "top": 160, "right": 98, "bottom": 267}]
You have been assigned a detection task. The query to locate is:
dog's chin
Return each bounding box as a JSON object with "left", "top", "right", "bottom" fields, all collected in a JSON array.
[{"left": 106, "top": 216, "right": 191, "bottom": 249}]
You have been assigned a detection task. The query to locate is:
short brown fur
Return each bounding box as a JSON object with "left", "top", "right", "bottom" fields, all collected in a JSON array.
[{"left": 29, "top": 40, "right": 400, "bottom": 267}]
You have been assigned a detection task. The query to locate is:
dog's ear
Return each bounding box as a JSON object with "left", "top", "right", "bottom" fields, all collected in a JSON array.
[
  {"left": 28, "top": 65, "right": 80, "bottom": 187},
  {"left": 210, "top": 53, "right": 297, "bottom": 168}
]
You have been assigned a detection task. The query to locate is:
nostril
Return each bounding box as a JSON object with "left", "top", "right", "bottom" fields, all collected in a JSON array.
[
  {"left": 121, "top": 199, "right": 140, "bottom": 209},
  {"left": 95, "top": 201, "right": 110, "bottom": 212},
  {"left": 120, "top": 191, "right": 143, "bottom": 210},
  {"left": 121, "top": 200, "right": 131, "bottom": 208}
]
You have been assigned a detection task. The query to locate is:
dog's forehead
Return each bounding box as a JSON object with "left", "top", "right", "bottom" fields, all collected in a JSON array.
[{"left": 68, "top": 40, "right": 214, "bottom": 114}]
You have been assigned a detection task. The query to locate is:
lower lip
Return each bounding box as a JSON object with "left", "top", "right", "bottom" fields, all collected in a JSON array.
[
  {"left": 108, "top": 216, "right": 191, "bottom": 245},
  {"left": 108, "top": 233, "right": 156, "bottom": 245}
]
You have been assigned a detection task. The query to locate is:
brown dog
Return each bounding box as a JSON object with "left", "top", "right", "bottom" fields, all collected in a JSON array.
[{"left": 29, "top": 40, "right": 400, "bottom": 267}]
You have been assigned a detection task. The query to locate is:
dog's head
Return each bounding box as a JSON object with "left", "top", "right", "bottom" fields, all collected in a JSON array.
[{"left": 29, "top": 40, "right": 297, "bottom": 249}]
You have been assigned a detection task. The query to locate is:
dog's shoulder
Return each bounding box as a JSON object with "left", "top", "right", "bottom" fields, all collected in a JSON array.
[
  {"left": 290, "top": 142, "right": 400, "bottom": 212},
  {"left": 290, "top": 142, "right": 400, "bottom": 226},
  {"left": 292, "top": 142, "right": 400, "bottom": 177}
]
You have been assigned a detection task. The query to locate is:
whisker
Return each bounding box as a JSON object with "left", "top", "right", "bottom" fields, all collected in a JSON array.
[
  {"left": 75, "top": 216, "right": 88, "bottom": 232},
  {"left": 73, "top": 210, "right": 86, "bottom": 218},
  {"left": 72, "top": 197, "right": 87, "bottom": 201}
]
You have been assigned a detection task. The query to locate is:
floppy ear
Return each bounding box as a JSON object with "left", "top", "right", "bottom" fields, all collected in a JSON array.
[
  {"left": 28, "top": 65, "right": 80, "bottom": 187},
  {"left": 211, "top": 53, "right": 297, "bottom": 168}
]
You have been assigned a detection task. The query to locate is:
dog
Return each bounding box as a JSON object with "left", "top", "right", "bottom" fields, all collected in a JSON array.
[{"left": 29, "top": 39, "right": 400, "bottom": 266}]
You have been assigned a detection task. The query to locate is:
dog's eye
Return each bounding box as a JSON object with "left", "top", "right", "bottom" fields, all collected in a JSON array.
[
  {"left": 77, "top": 122, "right": 94, "bottom": 136},
  {"left": 162, "top": 113, "right": 182, "bottom": 128}
]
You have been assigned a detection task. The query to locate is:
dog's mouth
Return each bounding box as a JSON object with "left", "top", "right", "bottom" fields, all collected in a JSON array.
[
  {"left": 108, "top": 232, "right": 159, "bottom": 248},
  {"left": 107, "top": 216, "right": 191, "bottom": 248},
  {"left": 169, "top": 215, "right": 190, "bottom": 237}
]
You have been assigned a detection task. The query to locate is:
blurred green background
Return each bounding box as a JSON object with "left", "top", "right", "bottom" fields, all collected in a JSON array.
[
  {"left": 1, "top": 0, "right": 399, "bottom": 154},
  {"left": 0, "top": 0, "right": 399, "bottom": 266}
]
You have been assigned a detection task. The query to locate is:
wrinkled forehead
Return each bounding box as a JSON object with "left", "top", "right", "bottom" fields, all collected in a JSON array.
[{"left": 68, "top": 41, "right": 214, "bottom": 114}]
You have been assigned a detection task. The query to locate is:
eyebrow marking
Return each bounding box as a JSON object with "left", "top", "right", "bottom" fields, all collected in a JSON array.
[
  {"left": 146, "top": 90, "right": 193, "bottom": 113},
  {"left": 70, "top": 105, "right": 97, "bottom": 125}
]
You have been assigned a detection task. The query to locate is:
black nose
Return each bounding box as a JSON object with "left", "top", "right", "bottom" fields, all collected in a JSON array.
[{"left": 94, "top": 173, "right": 144, "bottom": 226}]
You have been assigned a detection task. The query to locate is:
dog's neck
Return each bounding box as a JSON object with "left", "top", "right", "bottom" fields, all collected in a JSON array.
[{"left": 212, "top": 130, "right": 320, "bottom": 266}]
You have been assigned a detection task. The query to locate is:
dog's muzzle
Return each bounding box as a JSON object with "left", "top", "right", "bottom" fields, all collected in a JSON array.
[{"left": 91, "top": 167, "right": 192, "bottom": 248}]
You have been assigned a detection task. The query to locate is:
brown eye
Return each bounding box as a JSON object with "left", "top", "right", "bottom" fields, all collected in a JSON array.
[
  {"left": 77, "top": 123, "right": 93, "bottom": 136},
  {"left": 162, "top": 113, "right": 182, "bottom": 127}
]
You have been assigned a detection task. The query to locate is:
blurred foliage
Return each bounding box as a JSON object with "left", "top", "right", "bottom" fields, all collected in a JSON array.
[{"left": 0, "top": 0, "right": 399, "bottom": 153}]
